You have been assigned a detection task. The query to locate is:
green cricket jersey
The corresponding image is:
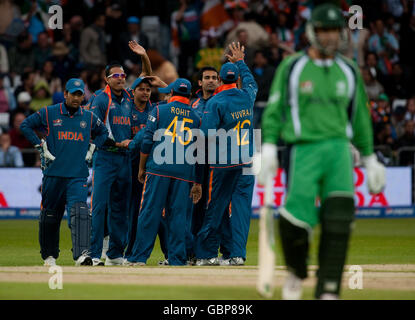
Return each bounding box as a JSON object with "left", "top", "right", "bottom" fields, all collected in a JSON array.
[{"left": 262, "top": 51, "right": 373, "bottom": 156}]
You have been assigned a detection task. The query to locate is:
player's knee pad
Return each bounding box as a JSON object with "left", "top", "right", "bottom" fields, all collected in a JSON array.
[
  {"left": 316, "top": 196, "right": 354, "bottom": 298},
  {"left": 70, "top": 202, "right": 91, "bottom": 259},
  {"left": 278, "top": 214, "right": 309, "bottom": 279}
]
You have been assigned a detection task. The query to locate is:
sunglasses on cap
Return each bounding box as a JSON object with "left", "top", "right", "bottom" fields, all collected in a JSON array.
[{"left": 108, "top": 73, "right": 126, "bottom": 79}]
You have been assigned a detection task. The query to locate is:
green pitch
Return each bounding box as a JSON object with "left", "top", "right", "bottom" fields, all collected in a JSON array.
[{"left": 0, "top": 218, "right": 414, "bottom": 300}]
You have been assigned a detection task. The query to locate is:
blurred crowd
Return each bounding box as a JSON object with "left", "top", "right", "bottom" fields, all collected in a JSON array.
[{"left": 0, "top": 0, "right": 415, "bottom": 167}]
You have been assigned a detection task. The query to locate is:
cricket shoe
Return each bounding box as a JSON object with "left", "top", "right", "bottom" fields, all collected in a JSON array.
[
  {"left": 92, "top": 258, "right": 104, "bottom": 266},
  {"left": 195, "top": 257, "right": 219, "bottom": 266},
  {"left": 229, "top": 257, "right": 245, "bottom": 266},
  {"left": 44, "top": 256, "right": 57, "bottom": 267},
  {"left": 75, "top": 251, "right": 93, "bottom": 266},
  {"left": 218, "top": 256, "right": 230, "bottom": 266},
  {"left": 105, "top": 257, "right": 126, "bottom": 266},
  {"left": 101, "top": 236, "right": 109, "bottom": 260},
  {"left": 158, "top": 259, "right": 169, "bottom": 266},
  {"left": 319, "top": 293, "right": 339, "bottom": 300},
  {"left": 282, "top": 272, "right": 303, "bottom": 300}
]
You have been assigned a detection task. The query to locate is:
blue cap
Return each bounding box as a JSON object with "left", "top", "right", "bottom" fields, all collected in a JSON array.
[
  {"left": 65, "top": 78, "right": 85, "bottom": 94},
  {"left": 219, "top": 62, "right": 239, "bottom": 82},
  {"left": 131, "top": 77, "right": 151, "bottom": 90},
  {"left": 127, "top": 16, "right": 140, "bottom": 24},
  {"left": 158, "top": 78, "right": 191, "bottom": 95}
]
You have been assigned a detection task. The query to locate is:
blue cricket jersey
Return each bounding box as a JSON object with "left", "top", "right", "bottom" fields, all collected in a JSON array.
[
  {"left": 20, "top": 102, "right": 109, "bottom": 178},
  {"left": 141, "top": 96, "right": 201, "bottom": 182},
  {"left": 90, "top": 85, "right": 133, "bottom": 152}
]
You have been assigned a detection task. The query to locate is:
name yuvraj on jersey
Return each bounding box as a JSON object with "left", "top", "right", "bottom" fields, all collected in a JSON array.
[{"left": 231, "top": 109, "right": 251, "bottom": 120}]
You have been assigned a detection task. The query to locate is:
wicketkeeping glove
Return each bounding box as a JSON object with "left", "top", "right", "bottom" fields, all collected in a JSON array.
[
  {"left": 254, "top": 143, "right": 278, "bottom": 187},
  {"left": 85, "top": 143, "right": 96, "bottom": 167},
  {"left": 362, "top": 153, "right": 386, "bottom": 194},
  {"left": 35, "top": 139, "right": 55, "bottom": 171}
]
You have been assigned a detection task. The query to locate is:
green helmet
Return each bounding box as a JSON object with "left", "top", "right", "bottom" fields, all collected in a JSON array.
[{"left": 306, "top": 3, "right": 348, "bottom": 56}]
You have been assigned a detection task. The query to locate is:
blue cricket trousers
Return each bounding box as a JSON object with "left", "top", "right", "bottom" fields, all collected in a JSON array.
[
  {"left": 90, "top": 149, "right": 131, "bottom": 259},
  {"left": 128, "top": 173, "right": 191, "bottom": 266}
]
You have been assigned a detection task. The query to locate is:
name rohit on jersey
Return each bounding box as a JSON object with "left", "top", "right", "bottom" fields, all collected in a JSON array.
[
  {"left": 171, "top": 107, "right": 191, "bottom": 117},
  {"left": 58, "top": 131, "right": 84, "bottom": 141},
  {"left": 231, "top": 109, "right": 251, "bottom": 120}
]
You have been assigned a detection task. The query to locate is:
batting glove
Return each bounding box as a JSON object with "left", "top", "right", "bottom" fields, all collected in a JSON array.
[
  {"left": 362, "top": 153, "right": 386, "bottom": 194},
  {"left": 255, "top": 143, "right": 278, "bottom": 187},
  {"left": 35, "top": 139, "right": 55, "bottom": 170},
  {"left": 85, "top": 143, "right": 96, "bottom": 166}
]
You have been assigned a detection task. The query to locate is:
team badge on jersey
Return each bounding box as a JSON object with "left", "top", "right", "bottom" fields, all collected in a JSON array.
[
  {"left": 80, "top": 121, "right": 87, "bottom": 128},
  {"left": 132, "top": 114, "right": 138, "bottom": 121},
  {"left": 53, "top": 119, "right": 62, "bottom": 126},
  {"left": 300, "top": 81, "right": 313, "bottom": 94}
]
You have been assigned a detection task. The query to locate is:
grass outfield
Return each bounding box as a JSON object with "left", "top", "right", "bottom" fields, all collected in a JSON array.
[
  {"left": 0, "top": 218, "right": 414, "bottom": 266},
  {"left": 0, "top": 218, "right": 414, "bottom": 300}
]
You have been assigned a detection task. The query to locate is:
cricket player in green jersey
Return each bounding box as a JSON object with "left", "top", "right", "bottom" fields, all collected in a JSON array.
[{"left": 256, "top": 3, "right": 386, "bottom": 299}]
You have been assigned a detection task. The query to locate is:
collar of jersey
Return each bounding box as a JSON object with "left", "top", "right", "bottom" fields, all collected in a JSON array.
[
  {"left": 135, "top": 101, "right": 150, "bottom": 113},
  {"left": 168, "top": 96, "right": 190, "bottom": 105},
  {"left": 213, "top": 83, "right": 237, "bottom": 95},
  {"left": 60, "top": 103, "right": 83, "bottom": 117},
  {"left": 311, "top": 58, "right": 334, "bottom": 67}
]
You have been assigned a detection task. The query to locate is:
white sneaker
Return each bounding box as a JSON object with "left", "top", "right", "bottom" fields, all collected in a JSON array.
[
  {"left": 158, "top": 259, "right": 169, "bottom": 266},
  {"left": 105, "top": 257, "right": 126, "bottom": 266},
  {"left": 123, "top": 260, "right": 145, "bottom": 266},
  {"left": 44, "top": 256, "right": 56, "bottom": 267},
  {"left": 75, "top": 251, "right": 93, "bottom": 266},
  {"left": 282, "top": 272, "right": 303, "bottom": 300},
  {"left": 195, "top": 257, "right": 219, "bottom": 266},
  {"left": 229, "top": 257, "right": 245, "bottom": 266},
  {"left": 101, "top": 236, "right": 109, "bottom": 260},
  {"left": 319, "top": 293, "right": 339, "bottom": 300},
  {"left": 218, "top": 256, "right": 230, "bottom": 266},
  {"left": 92, "top": 258, "right": 104, "bottom": 266}
]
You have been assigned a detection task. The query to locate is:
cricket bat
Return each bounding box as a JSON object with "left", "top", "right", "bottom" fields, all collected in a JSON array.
[{"left": 256, "top": 175, "right": 275, "bottom": 298}]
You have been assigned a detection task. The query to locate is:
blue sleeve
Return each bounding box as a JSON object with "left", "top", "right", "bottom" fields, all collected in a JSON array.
[
  {"left": 90, "top": 113, "right": 109, "bottom": 148},
  {"left": 141, "top": 106, "right": 159, "bottom": 154},
  {"left": 235, "top": 60, "right": 258, "bottom": 104},
  {"left": 20, "top": 108, "right": 48, "bottom": 146},
  {"left": 128, "top": 128, "right": 145, "bottom": 154},
  {"left": 89, "top": 94, "right": 108, "bottom": 122}
]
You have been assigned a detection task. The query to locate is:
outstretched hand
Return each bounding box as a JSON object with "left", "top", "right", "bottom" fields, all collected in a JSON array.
[
  {"left": 129, "top": 40, "right": 146, "bottom": 56},
  {"left": 225, "top": 42, "right": 245, "bottom": 63}
]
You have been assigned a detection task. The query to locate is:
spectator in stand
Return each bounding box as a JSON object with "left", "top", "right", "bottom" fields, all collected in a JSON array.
[
  {"left": 119, "top": 17, "right": 150, "bottom": 76},
  {"left": 34, "top": 32, "right": 52, "bottom": 71},
  {"left": 251, "top": 49, "right": 275, "bottom": 129},
  {"left": 404, "top": 96, "right": 415, "bottom": 122},
  {"left": 391, "top": 106, "right": 406, "bottom": 139},
  {"left": 399, "top": 7, "right": 415, "bottom": 86},
  {"left": 147, "top": 49, "right": 178, "bottom": 85},
  {"left": 0, "top": 131, "right": 24, "bottom": 167},
  {"left": 394, "top": 120, "right": 415, "bottom": 166},
  {"left": 31, "top": 80, "right": 52, "bottom": 111},
  {"left": 11, "top": 92, "right": 34, "bottom": 120},
  {"left": 62, "top": 23, "right": 80, "bottom": 62},
  {"left": 347, "top": 21, "right": 370, "bottom": 67},
  {"left": 0, "top": 73, "right": 16, "bottom": 113},
  {"left": 361, "top": 66, "right": 385, "bottom": 101},
  {"left": 195, "top": 28, "right": 224, "bottom": 73},
  {"left": 8, "top": 31, "right": 35, "bottom": 76},
  {"left": 49, "top": 42, "right": 76, "bottom": 82},
  {"left": 172, "top": 0, "right": 203, "bottom": 78},
  {"left": 8, "top": 112, "right": 36, "bottom": 167},
  {"left": 34, "top": 60, "right": 62, "bottom": 95},
  {"left": 372, "top": 93, "right": 392, "bottom": 125},
  {"left": 232, "top": 29, "right": 255, "bottom": 67},
  {"left": 105, "top": 3, "right": 125, "bottom": 62},
  {"left": 14, "top": 71, "right": 35, "bottom": 101},
  {"left": 384, "top": 62, "right": 413, "bottom": 99},
  {"left": 274, "top": 11, "right": 295, "bottom": 52},
  {"left": 368, "top": 19, "right": 400, "bottom": 75},
  {"left": 365, "top": 51, "right": 386, "bottom": 84},
  {"left": 374, "top": 122, "right": 395, "bottom": 147},
  {"left": 80, "top": 11, "right": 107, "bottom": 69},
  {"left": 0, "top": 43, "right": 9, "bottom": 74}
]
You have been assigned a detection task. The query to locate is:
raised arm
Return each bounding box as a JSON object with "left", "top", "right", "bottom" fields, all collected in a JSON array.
[{"left": 128, "top": 40, "right": 152, "bottom": 77}]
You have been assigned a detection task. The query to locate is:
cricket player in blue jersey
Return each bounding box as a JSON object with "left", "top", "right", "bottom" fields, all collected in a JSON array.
[
  {"left": 20, "top": 78, "right": 110, "bottom": 266},
  {"left": 192, "top": 42, "right": 257, "bottom": 266},
  {"left": 122, "top": 75, "right": 169, "bottom": 261},
  {"left": 125, "top": 78, "right": 201, "bottom": 266},
  {"left": 89, "top": 62, "right": 135, "bottom": 266}
]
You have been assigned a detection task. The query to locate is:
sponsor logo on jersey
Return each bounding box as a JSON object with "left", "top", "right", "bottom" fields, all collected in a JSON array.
[
  {"left": 336, "top": 81, "right": 346, "bottom": 96},
  {"left": 300, "top": 80, "right": 313, "bottom": 94},
  {"left": 58, "top": 131, "right": 84, "bottom": 141},
  {"left": 110, "top": 103, "right": 116, "bottom": 109},
  {"left": 53, "top": 119, "right": 63, "bottom": 126},
  {"left": 80, "top": 121, "right": 87, "bottom": 128}
]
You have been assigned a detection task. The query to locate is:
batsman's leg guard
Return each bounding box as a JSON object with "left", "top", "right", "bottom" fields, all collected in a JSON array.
[
  {"left": 278, "top": 214, "right": 309, "bottom": 280},
  {"left": 39, "top": 209, "right": 61, "bottom": 260},
  {"left": 315, "top": 196, "right": 354, "bottom": 299},
  {"left": 70, "top": 202, "right": 91, "bottom": 260}
]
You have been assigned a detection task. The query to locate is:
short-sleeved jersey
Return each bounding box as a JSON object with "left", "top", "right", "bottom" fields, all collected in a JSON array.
[
  {"left": 262, "top": 51, "right": 373, "bottom": 156},
  {"left": 20, "top": 102, "right": 108, "bottom": 177}
]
